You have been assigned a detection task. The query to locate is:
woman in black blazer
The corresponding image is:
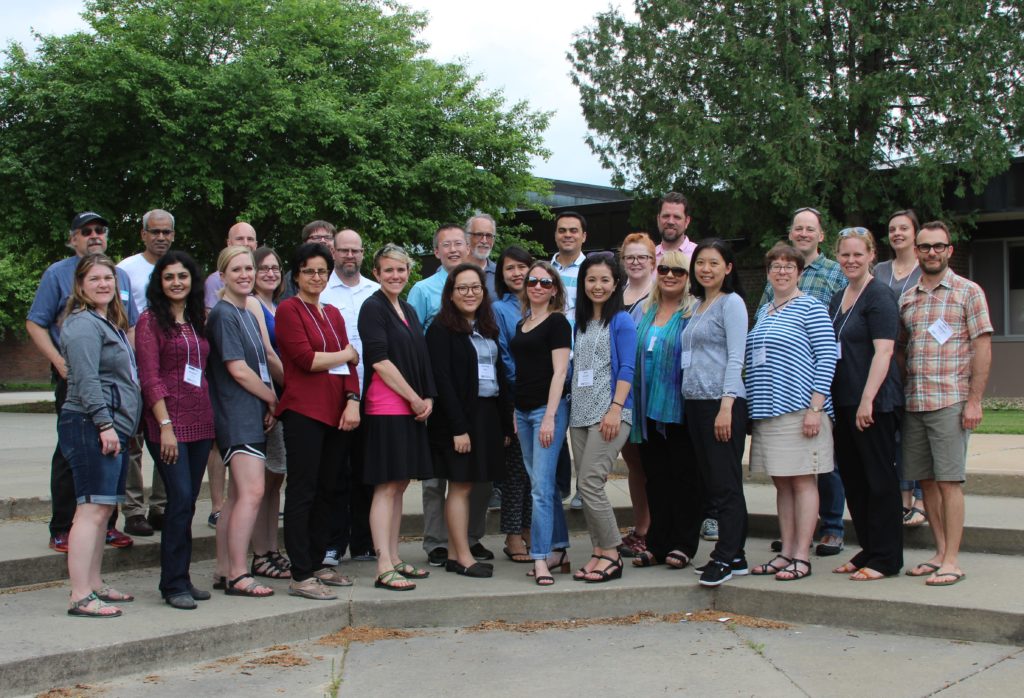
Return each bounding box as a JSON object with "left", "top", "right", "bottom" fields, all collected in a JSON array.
[{"left": 426, "top": 264, "right": 512, "bottom": 578}]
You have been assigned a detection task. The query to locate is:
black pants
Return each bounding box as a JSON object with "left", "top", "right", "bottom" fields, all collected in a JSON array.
[
  {"left": 834, "top": 407, "right": 903, "bottom": 576},
  {"left": 326, "top": 427, "right": 373, "bottom": 556},
  {"left": 637, "top": 419, "right": 702, "bottom": 561},
  {"left": 282, "top": 410, "right": 351, "bottom": 582},
  {"left": 686, "top": 398, "right": 748, "bottom": 564}
]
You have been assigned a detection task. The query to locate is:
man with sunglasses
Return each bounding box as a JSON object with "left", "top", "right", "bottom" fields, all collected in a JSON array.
[
  {"left": 897, "top": 221, "right": 992, "bottom": 587},
  {"left": 26, "top": 212, "right": 140, "bottom": 553},
  {"left": 116, "top": 209, "right": 177, "bottom": 535},
  {"left": 760, "top": 207, "right": 848, "bottom": 556}
]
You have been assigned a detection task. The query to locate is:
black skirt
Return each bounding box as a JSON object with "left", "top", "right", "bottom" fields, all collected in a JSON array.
[
  {"left": 362, "top": 414, "right": 433, "bottom": 484},
  {"left": 430, "top": 397, "right": 506, "bottom": 483}
]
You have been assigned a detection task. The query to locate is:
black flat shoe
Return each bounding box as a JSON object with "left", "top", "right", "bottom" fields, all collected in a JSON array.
[
  {"left": 165, "top": 593, "right": 197, "bottom": 610},
  {"left": 188, "top": 586, "right": 211, "bottom": 601},
  {"left": 445, "top": 560, "right": 493, "bottom": 577}
]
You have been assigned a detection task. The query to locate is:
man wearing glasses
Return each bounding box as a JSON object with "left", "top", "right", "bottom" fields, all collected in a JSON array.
[
  {"left": 279, "top": 220, "right": 337, "bottom": 300},
  {"left": 898, "top": 220, "right": 992, "bottom": 587},
  {"left": 319, "top": 228, "right": 379, "bottom": 565},
  {"left": 26, "top": 212, "right": 140, "bottom": 553},
  {"left": 408, "top": 223, "right": 468, "bottom": 329},
  {"left": 655, "top": 191, "right": 697, "bottom": 260},
  {"left": 465, "top": 213, "right": 498, "bottom": 294},
  {"left": 116, "top": 209, "right": 176, "bottom": 536}
]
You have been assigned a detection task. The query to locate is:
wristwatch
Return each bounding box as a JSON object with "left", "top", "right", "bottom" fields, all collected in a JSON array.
[
  {"left": 159, "top": 419, "right": 173, "bottom": 427},
  {"left": 809, "top": 406, "right": 823, "bottom": 413},
  {"left": 345, "top": 392, "right": 360, "bottom": 402}
]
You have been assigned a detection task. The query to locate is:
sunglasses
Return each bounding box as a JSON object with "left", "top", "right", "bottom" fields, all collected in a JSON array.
[
  {"left": 793, "top": 207, "right": 822, "bottom": 217},
  {"left": 656, "top": 265, "right": 688, "bottom": 277},
  {"left": 838, "top": 227, "right": 870, "bottom": 237},
  {"left": 78, "top": 225, "right": 108, "bottom": 237},
  {"left": 526, "top": 276, "right": 555, "bottom": 288}
]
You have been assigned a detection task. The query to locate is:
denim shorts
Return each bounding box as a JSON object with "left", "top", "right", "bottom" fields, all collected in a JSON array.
[{"left": 58, "top": 411, "right": 128, "bottom": 506}]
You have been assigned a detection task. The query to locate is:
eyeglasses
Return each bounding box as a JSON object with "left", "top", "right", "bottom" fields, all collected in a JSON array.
[
  {"left": 526, "top": 276, "right": 555, "bottom": 289},
  {"left": 454, "top": 284, "right": 484, "bottom": 296},
  {"left": 838, "top": 227, "right": 870, "bottom": 237},
  {"left": 258, "top": 265, "right": 281, "bottom": 274},
  {"left": 769, "top": 263, "right": 799, "bottom": 273},
  {"left": 656, "top": 265, "right": 687, "bottom": 277},
  {"left": 306, "top": 234, "right": 333, "bottom": 243},
  {"left": 334, "top": 247, "right": 363, "bottom": 256},
  {"left": 145, "top": 228, "right": 174, "bottom": 237},
  {"left": 469, "top": 232, "right": 495, "bottom": 241},
  {"left": 300, "top": 268, "right": 330, "bottom": 277},
  {"left": 916, "top": 242, "right": 950, "bottom": 254},
  {"left": 624, "top": 254, "right": 653, "bottom": 264},
  {"left": 78, "top": 225, "right": 108, "bottom": 237},
  {"left": 438, "top": 240, "right": 466, "bottom": 250}
]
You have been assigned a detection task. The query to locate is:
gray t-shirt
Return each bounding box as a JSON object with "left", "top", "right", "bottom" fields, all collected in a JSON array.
[
  {"left": 207, "top": 300, "right": 271, "bottom": 449},
  {"left": 680, "top": 292, "right": 748, "bottom": 400},
  {"left": 874, "top": 260, "right": 922, "bottom": 298}
]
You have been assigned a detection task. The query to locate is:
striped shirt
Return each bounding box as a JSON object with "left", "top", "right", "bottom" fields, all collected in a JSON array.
[
  {"left": 899, "top": 269, "right": 993, "bottom": 413},
  {"left": 551, "top": 251, "right": 586, "bottom": 326},
  {"left": 745, "top": 295, "right": 838, "bottom": 419},
  {"left": 759, "top": 253, "right": 847, "bottom": 307}
]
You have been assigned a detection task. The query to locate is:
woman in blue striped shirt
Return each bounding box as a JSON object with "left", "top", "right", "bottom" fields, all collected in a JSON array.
[{"left": 746, "top": 243, "right": 838, "bottom": 582}]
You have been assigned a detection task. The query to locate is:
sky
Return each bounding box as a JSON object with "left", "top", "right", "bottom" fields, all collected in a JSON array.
[{"left": 1, "top": 0, "right": 634, "bottom": 187}]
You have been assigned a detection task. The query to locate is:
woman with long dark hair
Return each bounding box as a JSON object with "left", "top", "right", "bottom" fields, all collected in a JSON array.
[
  {"left": 136, "top": 251, "right": 215, "bottom": 609},
  {"left": 427, "top": 263, "right": 511, "bottom": 577}
]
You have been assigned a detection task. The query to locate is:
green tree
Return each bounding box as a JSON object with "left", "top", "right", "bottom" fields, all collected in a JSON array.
[
  {"left": 570, "top": 0, "right": 1024, "bottom": 241},
  {"left": 0, "top": 0, "right": 550, "bottom": 283}
]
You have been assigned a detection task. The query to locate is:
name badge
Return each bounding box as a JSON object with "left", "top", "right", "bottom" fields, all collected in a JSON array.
[
  {"left": 928, "top": 318, "right": 953, "bottom": 345},
  {"left": 680, "top": 350, "right": 692, "bottom": 369},
  {"left": 647, "top": 335, "right": 657, "bottom": 352},
  {"left": 478, "top": 363, "right": 496, "bottom": 381},
  {"left": 120, "top": 289, "right": 130, "bottom": 303},
  {"left": 835, "top": 341, "right": 842, "bottom": 360},
  {"left": 259, "top": 362, "right": 271, "bottom": 383},
  {"left": 577, "top": 369, "right": 594, "bottom": 387},
  {"left": 183, "top": 364, "right": 202, "bottom": 387},
  {"left": 752, "top": 346, "right": 767, "bottom": 367},
  {"left": 329, "top": 364, "right": 351, "bottom": 376}
]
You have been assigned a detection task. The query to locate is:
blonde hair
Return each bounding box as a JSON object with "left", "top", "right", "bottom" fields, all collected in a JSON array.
[
  {"left": 64, "top": 254, "right": 129, "bottom": 330},
  {"left": 373, "top": 243, "right": 415, "bottom": 272},
  {"left": 644, "top": 250, "right": 692, "bottom": 317},
  {"left": 217, "top": 245, "right": 255, "bottom": 274},
  {"left": 835, "top": 227, "right": 878, "bottom": 258}
]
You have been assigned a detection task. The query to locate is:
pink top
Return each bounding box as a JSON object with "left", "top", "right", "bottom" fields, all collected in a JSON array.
[
  {"left": 364, "top": 316, "right": 414, "bottom": 416},
  {"left": 135, "top": 310, "right": 216, "bottom": 443}
]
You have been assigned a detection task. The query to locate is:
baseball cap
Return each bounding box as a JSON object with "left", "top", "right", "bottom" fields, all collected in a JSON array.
[{"left": 70, "top": 212, "right": 109, "bottom": 230}]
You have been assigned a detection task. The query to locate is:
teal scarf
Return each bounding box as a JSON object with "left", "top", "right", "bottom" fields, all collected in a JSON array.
[{"left": 630, "top": 305, "right": 687, "bottom": 443}]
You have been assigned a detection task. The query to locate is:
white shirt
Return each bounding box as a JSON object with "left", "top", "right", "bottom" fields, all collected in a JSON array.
[
  {"left": 116, "top": 253, "right": 155, "bottom": 315},
  {"left": 319, "top": 271, "right": 380, "bottom": 390}
]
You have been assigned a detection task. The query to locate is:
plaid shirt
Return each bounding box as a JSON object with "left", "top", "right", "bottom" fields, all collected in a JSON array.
[
  {"left": 899, "top": 269, "right": 993, "bottom": 413},
  {"left": 759, "top": 252, "right": 847, "bottom": 308}
]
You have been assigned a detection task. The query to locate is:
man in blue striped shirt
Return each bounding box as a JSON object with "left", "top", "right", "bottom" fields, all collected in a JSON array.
[{"left": 759, "top": 208, "right": 848, "bottom": 556}]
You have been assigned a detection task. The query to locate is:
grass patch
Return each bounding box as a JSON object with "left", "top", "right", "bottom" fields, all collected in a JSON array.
[
  {"left": 0, "top": 401, "right": 54, "bottom": 414},
  {"left": 0, "top": 382, "right": 51, "bottom": 392},
  {"left": 975, "top": 408, "right": 1024, "bottom": 435}
]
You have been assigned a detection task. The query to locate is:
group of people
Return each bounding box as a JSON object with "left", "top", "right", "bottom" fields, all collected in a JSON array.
[{"left": 29, "top": 192, "right": 992, "bottom": 617}]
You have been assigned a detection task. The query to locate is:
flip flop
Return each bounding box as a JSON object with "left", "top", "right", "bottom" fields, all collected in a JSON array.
[
  {"left": 903, "top": 507, "right": 927, "bottom": 527},
  {"left": 926, "top": 571, "right": 966, "bottom": 586},
  {"left": 905, "top": 562, "right": 940, "bottom": 577},
  {"left": 832, "top": 562, "right": 859, "bottom": 574},
  {"left": 849, "top": 567, "right": 887, "bottom": 581}
]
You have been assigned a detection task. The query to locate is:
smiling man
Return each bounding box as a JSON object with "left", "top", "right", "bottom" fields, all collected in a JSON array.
[
  {"left": 465, "top": 213, "right": 498, "bottom": 294},
  {"left": 407, "top": 224, "right": 468, "bottom": 329},
  {"left": 655, "top": 192, "right": 697, "bottom": 260}
]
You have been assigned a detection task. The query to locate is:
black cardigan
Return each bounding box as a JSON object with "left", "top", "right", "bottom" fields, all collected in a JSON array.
[
  {"left": 357, "top": 291, "right": 436, "bottom": 411},
  {"left": 425, "top": 319, "right": 514, "bottom": 446}
]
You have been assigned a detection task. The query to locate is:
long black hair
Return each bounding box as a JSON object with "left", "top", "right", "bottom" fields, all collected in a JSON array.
[
  {"left": 689, "top": 238, "right": 745, "bottom": 300},
  {"left": 494, "top": 245, "right": 533, "bottom": 298},
  {"left": 146, "top": 251, "right": 207, "bottom": 336},
  {"left": 435, "top": 263, "right": 499, "bottom": 338},
  {"left": 575, "top": 252, "right": 625, "bottom": 332}
]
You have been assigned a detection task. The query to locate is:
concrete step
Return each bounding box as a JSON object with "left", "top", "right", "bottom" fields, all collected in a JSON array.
[
  {"left": 1, "top": 534, "right": 1021, "bottom": 698},
  {"left": 4, "top": 481, "right": 1023, "bottom": 589}
]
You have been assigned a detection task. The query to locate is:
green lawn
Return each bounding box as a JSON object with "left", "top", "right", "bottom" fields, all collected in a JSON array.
[{"left": 975, "top": 409, "right": 1024, "bottom": 435}]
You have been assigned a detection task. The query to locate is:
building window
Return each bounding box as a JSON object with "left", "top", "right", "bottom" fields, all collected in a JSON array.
[{"left": 972, "top": 239, "right": 1024, "bottom": 339}]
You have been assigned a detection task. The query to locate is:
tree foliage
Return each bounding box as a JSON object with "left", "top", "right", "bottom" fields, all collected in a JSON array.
[
  {"left": 570, "top": 0, "right": 1024, "bottom": 240},
  {"left": 0, "top": 0, "right": 551, "bottom": 273}
]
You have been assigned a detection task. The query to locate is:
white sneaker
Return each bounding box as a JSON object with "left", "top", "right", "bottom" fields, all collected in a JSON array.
[
  {"left": 570, "top": 492, "right": 583, "bottom": 510},
  {"left": 322, "top": 548, "right": 340, "bottom": 566}
]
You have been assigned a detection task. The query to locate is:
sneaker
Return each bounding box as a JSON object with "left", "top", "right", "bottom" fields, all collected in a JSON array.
[
  {"left": 488, "top": 488, "right": 502, "bottom": 512},
  {"left": 427, "top": 547, "right": 448, "bottom": 567},
  {"left": 322, "top": 548, "right": 340, "bottom": 566},
  {"left": 570, "top": 492, "right": 583, "bottom": 510},
  {"left": 105, "top": 527, "right": 134, "bottom": 548},
  {"left": 352, "top": 550, "right": 377, "bottom": 562},
  {"left": 694, "top": 557, "right": 749, "bottom": 576},
  {"left": 698, "top": 559, "right": 733, "bottom": 587},
  {"left": 207, "top": 511, "right": 220, "bottom": 529},
  {"left": 124, "top": 514, "right": 154, "bottom": 536},
  {"left": 49, "top": 533, "right": 70, "bottom": 554},
  {"left": 289, "top": 577, "right": 338, "bottom": 600},
  {"left": 815, "top": 535, "right": 844, "bottom": 556},
  {"left": 470, "top": 542, "right": 495, "bottom": 561},
  {"left": 314, "top": 567, "right": 353, "bottom": 587},
  {"left": 700, "top": 518, "right": 719, "bottom": 541}
]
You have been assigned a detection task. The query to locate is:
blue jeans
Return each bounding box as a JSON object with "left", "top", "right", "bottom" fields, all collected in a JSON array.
[
  {"left": 516, "top": 400, "right": 570, "bottom": 560},
  {"left": 817, "top": 468, "right": 846, "bottom": 538},
  {"left": 58, "top": 411, "right": 128, "bottom": 506},
  {"left": 147, "top": 439, "right": 213, "bottom": 597}
]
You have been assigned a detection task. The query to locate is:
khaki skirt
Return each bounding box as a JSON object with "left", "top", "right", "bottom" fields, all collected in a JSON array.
[{"left": 750, "top": 409, "right": 834, "bottom": 477}]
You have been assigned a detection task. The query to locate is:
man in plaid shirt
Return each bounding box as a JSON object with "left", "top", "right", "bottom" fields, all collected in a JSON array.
[
  {"left": 898, "top": 220, "right": 992, "bottom": 587},
  {"left": 760, "top": 208, "right": 848, "bottom": 556}
]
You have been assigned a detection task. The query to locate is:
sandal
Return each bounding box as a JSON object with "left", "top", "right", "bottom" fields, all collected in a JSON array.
[
  {"left": 618, "top": 530, "right": 647, "bottom": 558},
  {"left": 394, "top": 561, "right": 430, "bottom": 579},
  {"left": 533, "top": 561, "right": 555, "bottom": 586},
  {"left": 224, "top": 574, "right": 274, "bottom": 597},
  {"left": 251, "top": 552, "right": 291, "bottom": 579},
  {"left": 751, "top": 555, "right": 793, "bottom": 576},
  {"left": 573, "top": 555, "right": 602, "bottom": 581},
  {"left": 503, "top": 546, "right": 532, "bottom": 563},
  {"left": 375, "top": 569, "right": 415, "bottom": 591},
  {"left": 665, "top": 550, "right": 690, "bottom": 570},
  {"left": 776, "top": 558, "right": 812, "bottom": 581},
  {"left": 68, "top": 591, "right": 122, "bottom": 618},
  {"left": 269, "top": 550, "right": 292, "bottom": 571},
  {"left": 903, "top": 507, "right": 927, "bottom": 527},
  {"left": 631, "top": 550, "right": 660, "bottom": 568},
  {"left": 905, "top": 562, "right": 940, "bottom": 577},
  {"left": 527, "top": 549, "right": 570, "bottom": 576},
  {"left": 584, "top": 555, "right": 623, "bottom": 584},
  {"left": 850, "top": 567, "right": 887, "bottom": 581},
  {"left": 95, "top": 585, "right": 134, "bottom": 603},
  {"left": 212, "top": 574, "right": 227, "bottom": 590},
  {"left": 832, "top": 561, "right": 859, "bottom": 574}
]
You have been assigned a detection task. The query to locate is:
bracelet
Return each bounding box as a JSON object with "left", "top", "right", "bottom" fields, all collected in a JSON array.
[
  {"left": 97, "top": 422, "right": 114, "bottom": 432},
  {"left": 610, "top": 401, "right": 624, "bottom": 408}
]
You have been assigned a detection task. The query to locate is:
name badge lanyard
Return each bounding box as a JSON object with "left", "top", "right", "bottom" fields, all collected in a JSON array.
[
  {"left": 300, "top": 300, "right": 349, "bottom": 375},
  {"left": 753, "top": 300, "right": 790, "bottom": 366},
  {"left": 682, "top": 295, "right": 720, "bottom": 368},
  {"left": 182, "top": 323, "right": 204, "bottom": 386},
  {"left": 923, "top": 282, "right": 953, "bottom": 344},
  {"left": 234, "top": 305, "right": 270, "bottom": 384},
  {"left": 889, "top": 264, "right": 918, "bottom": 296},
  {"left": 830, "top": 289, "right": 865, "bottom": 360},
  {"left": 92, "top": 311, "right": 138, "bottom": 384}
]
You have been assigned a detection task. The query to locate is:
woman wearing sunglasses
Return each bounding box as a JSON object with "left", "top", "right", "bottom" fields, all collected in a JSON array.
[
  {"left": 747, "top": 243, "right": 838, "bottom": 582},
  {"left": 828, "top": 228, "right": 903, "bottom": 580},
  {"left": 509, "top": 261, "right": 572, "bottom": 586},
  {"left": 630, "top": 251, "right": 702, "bottom": 570}
]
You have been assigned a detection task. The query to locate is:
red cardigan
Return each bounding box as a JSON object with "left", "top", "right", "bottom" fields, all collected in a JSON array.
[{"left": 274, "top": 297, "right": 360, "bottom": 426}]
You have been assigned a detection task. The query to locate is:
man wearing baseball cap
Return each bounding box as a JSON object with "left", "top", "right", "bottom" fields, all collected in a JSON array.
[{"left": 26, "top": 212, "right": 140, "bottom": 552}]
